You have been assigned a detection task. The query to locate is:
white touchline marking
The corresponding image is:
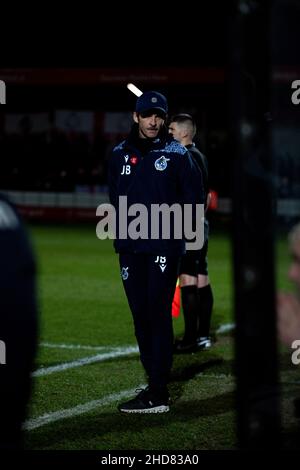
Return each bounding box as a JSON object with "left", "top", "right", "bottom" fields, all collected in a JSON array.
[
  {"left": 216, "top": 323, "right": 235, "bottom": 334},
  {"left": 23, "top": 385, "right": 145, "bottom": 431},
  {"left": 32, "top": 346, "right": 139, "bottom": 377},
  {"left": 35, "top": 323, "right": 235, "bottom": 378},
  {"left": 195, "top": 372, "right": 233, "bottom": 379},
  {"left": 40, "top": 322, "right": 235, "bottom": 353},
  {"left": 40, "top": 342, "right": 134, "bottom": 351}
]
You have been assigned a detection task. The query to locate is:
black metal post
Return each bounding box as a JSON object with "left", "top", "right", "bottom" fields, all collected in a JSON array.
[{"left": 230, "top": 0, "right": 281, "bottom": 448}]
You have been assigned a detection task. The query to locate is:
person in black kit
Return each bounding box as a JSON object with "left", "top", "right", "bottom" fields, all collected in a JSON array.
[
  {"left": 108, "top": 92, "right": 204, "bottom": 413},
  {"left": 0, "top": 193, "right": 38, "bottom": 449},
  {"left": 168, "top": 114, "right": 214, "bottom": 352}
]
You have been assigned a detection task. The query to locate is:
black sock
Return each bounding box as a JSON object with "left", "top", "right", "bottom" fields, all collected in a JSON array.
[
  {"left": 197, "top": 284, "right": 214, "bottom": 337},
  {"left": 149, "top": 384, "right": 169, "bottom": 399},
  {"left": 181, "top": 285, "right": 199, "bottom": 342}
]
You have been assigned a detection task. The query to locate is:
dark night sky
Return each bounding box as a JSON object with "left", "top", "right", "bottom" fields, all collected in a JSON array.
[
  {"left": 2, "top": 2, "right": 299, "bottom": 68},
  {"left": 1, "top": 4, "right": 228, "bottom": 68}
]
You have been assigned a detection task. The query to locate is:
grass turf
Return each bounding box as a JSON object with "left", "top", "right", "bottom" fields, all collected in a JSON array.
[{"left": 22, "top": 224, "right": 298, "bottom": 450}]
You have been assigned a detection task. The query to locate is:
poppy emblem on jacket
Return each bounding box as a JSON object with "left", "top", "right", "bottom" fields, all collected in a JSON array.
[
  {"left": 154, "top": 155, "right": 170, "bottom": 171},
  {"left": 130, "top": 156, "right": 138, "bottom": 165}
]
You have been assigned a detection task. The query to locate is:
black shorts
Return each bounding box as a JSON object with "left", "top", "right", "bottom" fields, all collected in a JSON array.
[{"left": 179, "top": 240, "right": 209, "bottom": 277}]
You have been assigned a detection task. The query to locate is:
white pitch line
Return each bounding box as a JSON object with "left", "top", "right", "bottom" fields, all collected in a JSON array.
[
  {"left": 40, "top": 342, "right": 131, "bottom": 351},
  {"left": 23, "top": 385, "right": 145, "bottom": 431},
  {"left": 40, "top": 322, "right": 235, "bottom": 352},
  {"left": 195, "top": 372, "right": 233, "bottom": 379},
  {"left": 216, "top": 323, "right": 235, "bottom": 334},
  {"left": 33, "top": 346, "right": 139, "bottom": 377},
  {"left": 35, "top": 323, "right": 235, "bottom": 378}
]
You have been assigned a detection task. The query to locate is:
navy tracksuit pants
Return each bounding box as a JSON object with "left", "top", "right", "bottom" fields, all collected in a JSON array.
[{"left": 119, "top": 253, "right": 179, "bottom": 391}]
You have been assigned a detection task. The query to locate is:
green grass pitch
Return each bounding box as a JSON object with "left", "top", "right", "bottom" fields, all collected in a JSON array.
[{"left": 22, "top": 224, "right": 296, "bottom": 450}]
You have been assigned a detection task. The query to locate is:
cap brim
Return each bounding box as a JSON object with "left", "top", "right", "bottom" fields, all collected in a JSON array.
[{"left": 139, "top": 108, "right": 167, "bottom": 118}]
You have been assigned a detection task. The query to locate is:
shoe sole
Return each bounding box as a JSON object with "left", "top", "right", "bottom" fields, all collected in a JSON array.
[
  {"left": 119, "top": 405, "right": 169, "bottom": 414},
  {"left": 197, "top": 343, "right": 212, "bottom": 350}
]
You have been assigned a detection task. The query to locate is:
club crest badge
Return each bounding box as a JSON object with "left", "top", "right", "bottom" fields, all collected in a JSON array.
[
  {"left": 121, "top": 267, "right": 129, "bottom": 280},
  {"left": 154, "top": 155, "right": 170, "bottom": 171}
]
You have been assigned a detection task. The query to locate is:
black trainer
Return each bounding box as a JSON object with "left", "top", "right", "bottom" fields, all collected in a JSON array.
[
  {"left": 196, "top": 336, "right": 212, "bottom": 350},
  {"left": 118, "top": 387, "right": 170, "bottom": 414}
]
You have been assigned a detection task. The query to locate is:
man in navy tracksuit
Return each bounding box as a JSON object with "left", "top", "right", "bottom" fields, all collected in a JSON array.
[{"left": 108, "top": 91, "right": 204, "bottom": 413}]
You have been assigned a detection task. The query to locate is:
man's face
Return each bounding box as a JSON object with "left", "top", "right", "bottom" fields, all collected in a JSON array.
[
  {"left": 168, "top": 122, "right": 184, "bottom": 143},
  {"left": 133, "top": 111, "right": 165, "bottom": 139},
  {"left": 289, "top": 237, "right": 300, "bottom": 293}
]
